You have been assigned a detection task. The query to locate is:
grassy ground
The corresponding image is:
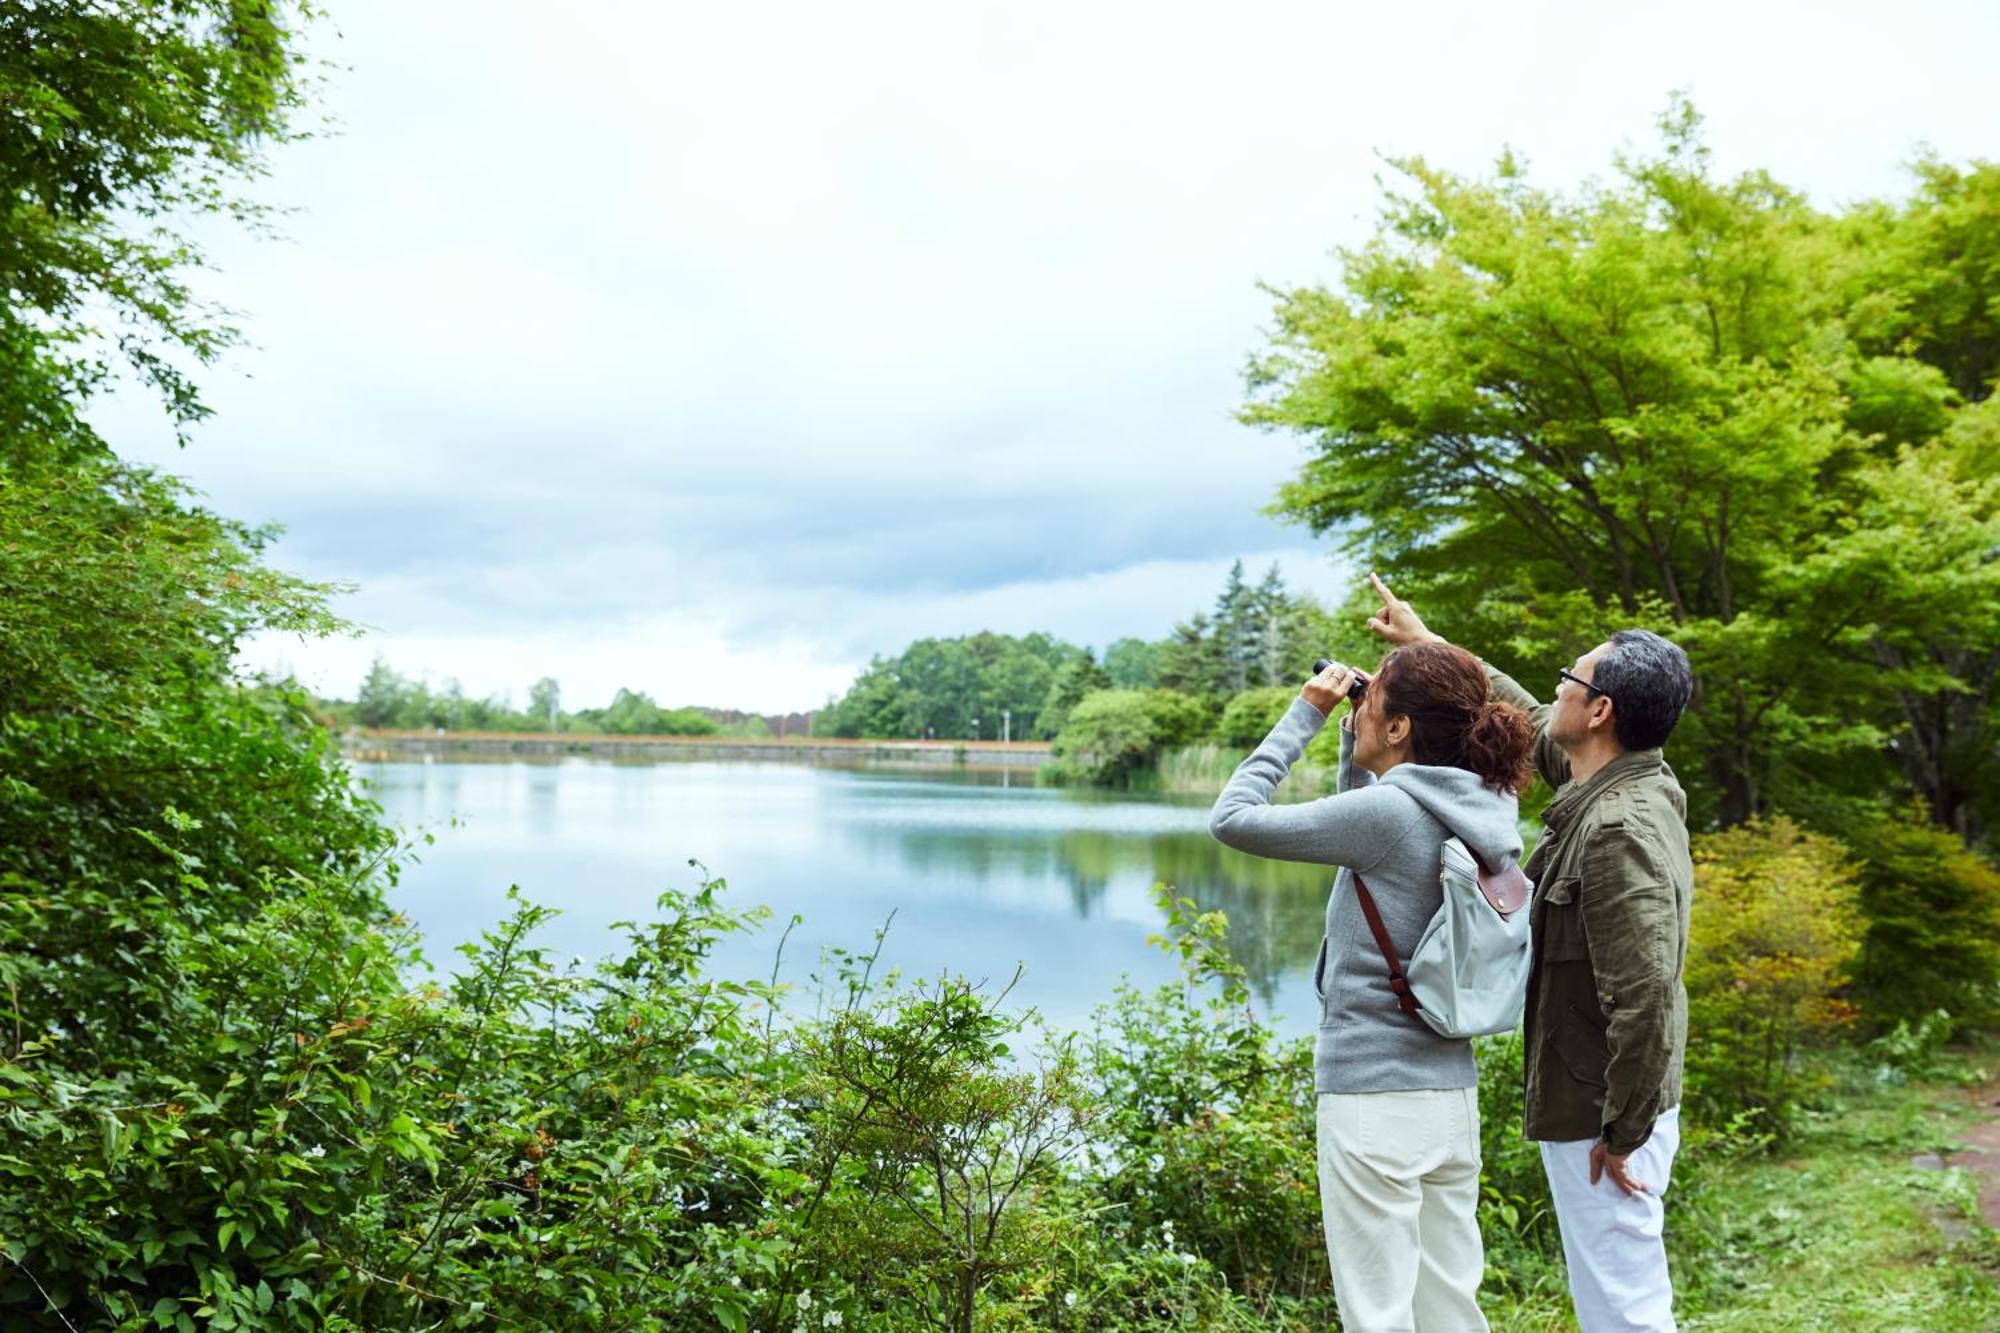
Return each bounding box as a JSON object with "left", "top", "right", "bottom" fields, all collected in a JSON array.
[{"left": 1481, "top": 1050, "right": 2000, "bottom": 1331}]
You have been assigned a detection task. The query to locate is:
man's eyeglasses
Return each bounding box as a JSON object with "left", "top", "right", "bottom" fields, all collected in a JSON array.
[{"left": 1557, "top": 667, "right": 1614, "bottom": 704}]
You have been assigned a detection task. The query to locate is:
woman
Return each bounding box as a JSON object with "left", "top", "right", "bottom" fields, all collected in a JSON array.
[{"left": 1209, "top": 641, "right": 1534, "bottom": 1333}]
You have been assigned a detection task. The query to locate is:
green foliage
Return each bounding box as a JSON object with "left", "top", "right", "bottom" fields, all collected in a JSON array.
[
  {"left": 1684, "top": 819, "right": 1865, "bottom": 1137},
  {"left": 1469, "top": 1031, "right": 1565, "bottom": 1298},
  {"left": 1848, "top": 811, "right": 2000, "bottom": 1034},
  {"left": 527, "top": 676, "right": 562, "bottom": 728},
  {"left": 1035, "top": 654, "right": 1113, "bottom": 741},
  {"left": 790, "top": 975, "right": 1094, "bottom": 1333},
  {"left": 580, "top": 688, "right": 722, "bottom": 737},
  {"left": 0, "top": 1, "right": 316, "bottom": 446},
  {"left": 1084, "top": 889, "right": 1329, "bottom": 1316},
  {"left": 1245, "top": 96, "right": 2000, "bottom": 835},
  {"left": 816, "top": 632, "right": 1085, "bottom": 740},
  {"left": 349, "top": 657, "right": 523, "bottom": 731},
  {"left": 0, "top": 860, "right": 792, "bottom": 1329},
  {"left": 1863, "top": 1009, "right": 1960, "bottom": 1086},
  {"left": 1150, "top": 563, "right": 1346, "bottom": 707},
  {"left": 1102, "top": 638, "right": 1161, "bottom": 690},
  {"left": 1050, "top": 690, "right": 1210, "bottom": 785},
  {"left": 340, "top": 662, "right": 729, "bottom": 737},
  {"left": 0, "top": 453, "right": 391, "bottom": 1074},
  {"left": 1214, "top": 687, "right": 1300, "bottom": 749}
]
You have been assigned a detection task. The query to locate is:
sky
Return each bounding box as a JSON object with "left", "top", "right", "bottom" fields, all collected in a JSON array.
[{"left": 99, "top": 0, "right": 2000, "bottom": 713}]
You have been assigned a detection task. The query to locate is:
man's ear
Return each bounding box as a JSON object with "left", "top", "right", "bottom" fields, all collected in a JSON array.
[{"left": 1590, "top": 698, "right": 1615, "bottom": 734}]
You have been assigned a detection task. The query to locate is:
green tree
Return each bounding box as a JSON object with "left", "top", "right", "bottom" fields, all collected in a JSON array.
[
  {"left": 976, "top": 640, "right": 1056, "bottom": 740},
  {"left": 1035, "top": 653, "right": 1113, "bottom": 740},
  {"left": 816, "top": 655, "right": 912, "bottom": 737},
  {"left": 588, "top": 688, "right": 721, "bottom": 735},
  {"left": 2, "top": 1, "right": 316, "bottom": 450},
  {"left": 899, "top": 637, "right": 986, "bottom": 738},
  {"left": 1216, "top": 686, "right": 1301, "bottom": 749},
  {"left": 354, "top": 656, "right": 410, "bottom": 728},
  {"left": 1847, "top": 810, "right": 2000, "bottom": 1034},
  {"left": 1211, "top": 559, "right": 1260, "bottom": 693},
  {"left": 1245, "top": 97, "right": 2000, "bottom": 832},
  {"left": 817, "top": 632, "right": 1089, "bottom": 740},
  {"left": 1153, "top": 613, "right": 1227, "bottom": 702},
  {"left": 1103, "top": 636, "right": 1161, "bottom": 689},
  {"left": 528, "top": 675, "right": 562, "bottom": 730}
]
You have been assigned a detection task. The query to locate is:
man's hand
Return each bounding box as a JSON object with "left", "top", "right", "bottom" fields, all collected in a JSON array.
[
  {"left": 1365, "top": 573, "right": 1443, "bottom": 648},
  {"left": 1588, "top": 1141, "right": 1650, "bottom": 1198}
]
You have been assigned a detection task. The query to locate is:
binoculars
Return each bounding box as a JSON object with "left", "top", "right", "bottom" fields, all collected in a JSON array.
[{"left": 1313, "top": 658, "right": 1369, "bottom": 702}]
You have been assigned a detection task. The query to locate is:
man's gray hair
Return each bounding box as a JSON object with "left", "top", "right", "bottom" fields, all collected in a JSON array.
[{"left": 1594, "top": 629, "right": 1693, "bottom": 751}]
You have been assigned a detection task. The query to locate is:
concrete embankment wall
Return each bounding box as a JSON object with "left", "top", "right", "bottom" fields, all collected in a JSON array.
[{"left": 342, "top": 729, "right": 1055, "bottom": 769}]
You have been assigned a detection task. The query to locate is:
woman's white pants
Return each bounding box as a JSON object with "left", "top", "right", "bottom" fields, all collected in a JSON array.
[{"left": 1316, "top": 1087, "right": 1489, "bottom": 1333}]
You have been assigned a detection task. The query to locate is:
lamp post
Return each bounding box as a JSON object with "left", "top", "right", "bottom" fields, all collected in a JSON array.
[
  {"left": 972, "top": 717, "right": 980, "bottom": 741},
  {"left": 1001, "top": 709, "right": 1011, "bottom": 743}
]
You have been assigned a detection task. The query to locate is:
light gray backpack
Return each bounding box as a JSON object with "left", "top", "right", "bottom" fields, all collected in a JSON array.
[{"left": 1353, "top": 836, "right": 1533, "bottom": 1039}]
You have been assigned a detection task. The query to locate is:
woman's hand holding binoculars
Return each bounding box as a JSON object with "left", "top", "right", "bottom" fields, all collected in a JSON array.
[{"left": 1303, "top": 660, "right": 1366, "bottom": 718}]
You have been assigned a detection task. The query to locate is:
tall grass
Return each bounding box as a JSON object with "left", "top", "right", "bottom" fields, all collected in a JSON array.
[{"left": 1157, "top": 744, "right": 1335, "bottom": 800}]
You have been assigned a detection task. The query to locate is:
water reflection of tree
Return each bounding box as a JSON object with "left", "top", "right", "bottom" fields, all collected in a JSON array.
[
  {"left": 842, "top": 819, "right": 1327, "bottom": 1009},
  {"left": 847, "top": 829, "right": 1118, "bottom": 916},
  {"left": 1146, "top": 834, "right": 1328, "bottom": 1010}
]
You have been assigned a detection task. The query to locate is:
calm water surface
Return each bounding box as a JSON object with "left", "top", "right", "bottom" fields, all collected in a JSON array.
[{"left": 357, "top": 757, "right": 1331, "bottom": 1038}]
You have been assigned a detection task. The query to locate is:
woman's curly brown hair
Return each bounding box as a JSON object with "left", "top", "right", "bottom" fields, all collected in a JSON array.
[{"left": 1371, "top": 641, "right": 1535, "bottom": 794}]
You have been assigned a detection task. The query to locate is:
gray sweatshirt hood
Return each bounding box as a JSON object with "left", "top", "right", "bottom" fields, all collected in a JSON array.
[{"left": 1379, "top": 763, "right": 1524, "bottom": 872}]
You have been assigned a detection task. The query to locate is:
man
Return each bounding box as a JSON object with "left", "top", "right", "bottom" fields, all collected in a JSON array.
[{"left": 1365, "top": 573, "right": 1695, "bottom": 1333}]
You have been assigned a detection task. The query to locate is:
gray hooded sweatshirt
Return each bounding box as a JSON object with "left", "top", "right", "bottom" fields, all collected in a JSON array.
[{"left": 1209, "top": 697, "right": 1525, "bottom": 1095}]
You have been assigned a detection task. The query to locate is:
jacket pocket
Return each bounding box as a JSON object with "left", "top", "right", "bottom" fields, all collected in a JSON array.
[
  {"left": 1312, "top": 935, "right": 1331, "bottom": 1002},
  {"left": 1536, "top": 876, "right": 1590, "bottom": 962},
  {"left": 1553, "top": 1002, "right": 1609, "bottom": 1089}
]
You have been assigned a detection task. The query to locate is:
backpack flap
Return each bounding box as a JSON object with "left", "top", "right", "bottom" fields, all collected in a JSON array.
[{"left": 1477, "top": 862, "right": 1530, "bottom": 918}]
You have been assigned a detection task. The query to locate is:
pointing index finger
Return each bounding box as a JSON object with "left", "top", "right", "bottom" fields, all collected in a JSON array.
[{"left": 1369, "top": 571, "right": 1397, "bottom": 607}]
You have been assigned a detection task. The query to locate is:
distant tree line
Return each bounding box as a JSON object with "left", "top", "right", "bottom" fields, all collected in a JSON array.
[
  {"left": 323, "top": 660, "right": 788, "bottom": 737},
  {"left": 812, "top": 562, "right": 1373, "bottom": 780}
]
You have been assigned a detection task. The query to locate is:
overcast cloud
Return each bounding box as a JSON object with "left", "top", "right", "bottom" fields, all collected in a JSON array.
[{"left": 98, "top": 0, "right": 2000, "bottom": 711}]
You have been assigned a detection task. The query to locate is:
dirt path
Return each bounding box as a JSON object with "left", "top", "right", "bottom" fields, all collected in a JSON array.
[{"left": 1927, "top": 1073, "right": 2000, "bottom": 1230}]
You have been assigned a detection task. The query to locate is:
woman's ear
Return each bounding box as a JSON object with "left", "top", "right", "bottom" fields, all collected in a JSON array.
[{"left": 1386, "top": 714, "right": 1411, "bottom": 748}]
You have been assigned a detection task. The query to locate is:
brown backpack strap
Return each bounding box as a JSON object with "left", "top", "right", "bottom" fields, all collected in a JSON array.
[{"left": 1352, "top": 874, "right": 1421, "bottom": 1018}]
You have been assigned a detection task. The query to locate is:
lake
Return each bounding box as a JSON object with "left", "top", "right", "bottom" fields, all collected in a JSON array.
[{"left": 356, "top": 755, "right": 1331, "bottom": 1038}]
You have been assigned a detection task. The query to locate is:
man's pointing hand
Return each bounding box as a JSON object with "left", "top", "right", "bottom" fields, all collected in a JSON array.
[{"left": 1366, "top": 572, "right": 1443, "bottom": 648}]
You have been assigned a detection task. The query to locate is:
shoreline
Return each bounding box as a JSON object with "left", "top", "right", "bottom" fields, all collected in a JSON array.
[{"left": 340, "top": 728, "right": 1056, "bottom": 768}]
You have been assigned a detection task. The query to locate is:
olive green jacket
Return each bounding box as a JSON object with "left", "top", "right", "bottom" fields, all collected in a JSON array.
[{"left": 1487, "top": 666, "right": 1693, "bottom": 1154}]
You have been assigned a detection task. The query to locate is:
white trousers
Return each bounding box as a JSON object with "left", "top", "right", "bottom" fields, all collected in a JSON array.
[
  {"left": 1538, "top": 1107, "right": 1681, "bottom": 1333},
  {"left": 1316, "top": 1087, "right": 1488, "bottom": 1333}
]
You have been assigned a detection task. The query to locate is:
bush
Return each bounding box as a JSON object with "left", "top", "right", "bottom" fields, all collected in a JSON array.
[
  {"left": 1684, "top": 818, "right": 1865, "bottom": 1137},
  {"left": 1051, "top": 690, "right": 1212, "bottom": 785},
  {"left": 588, "top": 689, "right": 722, "bottom": 735},
  {"left": 1471, "top": 1031, "right": 1562, "bottom": 1292},
  {"left": 1847, "top": 811, "right": 2000, "bottom": 1035},
  {"left": 0, "top": 861, "right": 796, "bottom": 1330},
  {"left": 1085, "top": 889, "right": 1332, "bottom": 1318},
  {"left": 1214, "top": 686, "right": 1345, "bottom": 771},
  {"left": 1863, "top": 1009, "right": 1960, "bottom": 1085},
  {"left": 1215, "top": 687, "right": 1299, "bottom": 748}
]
